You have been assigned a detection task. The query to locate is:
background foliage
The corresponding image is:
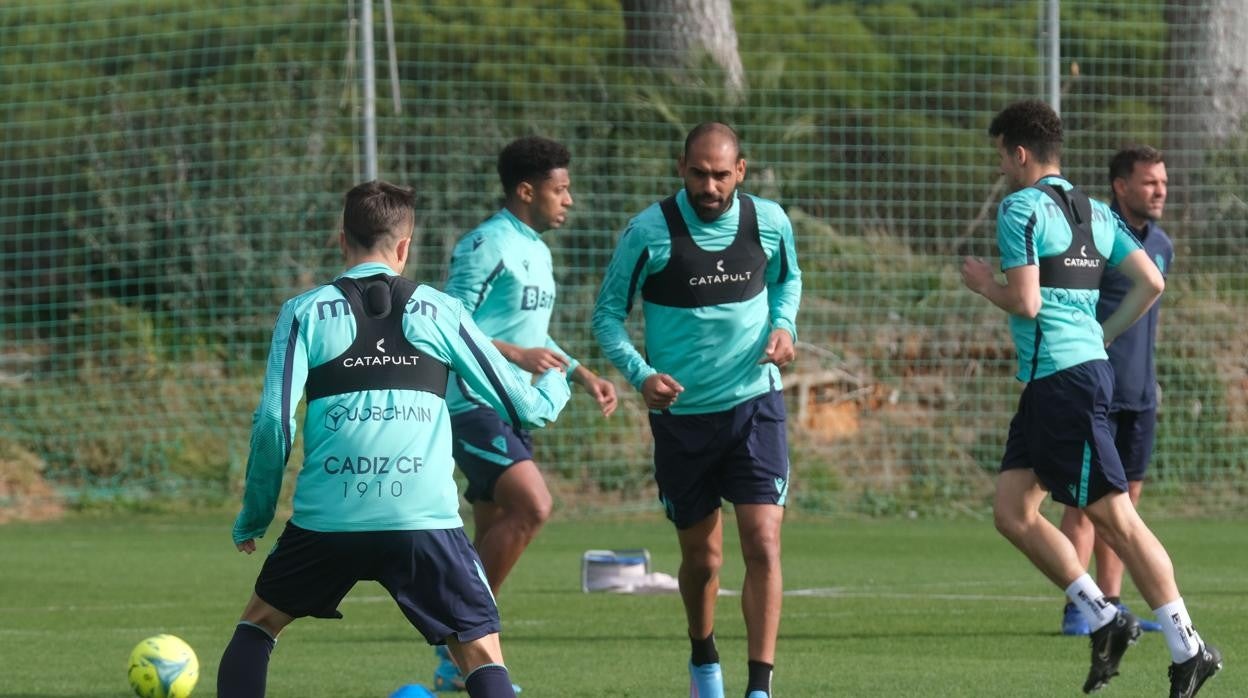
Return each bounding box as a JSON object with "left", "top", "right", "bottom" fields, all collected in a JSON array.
[{"left": 2, "top": 0, "right": 1246, "bottom": 516}]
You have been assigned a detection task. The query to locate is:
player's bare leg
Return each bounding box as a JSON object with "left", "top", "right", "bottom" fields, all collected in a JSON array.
[
  {"left": 678, "top": 509, "right": 724, "bottom": 697},
  {"left": 678, "top": 509, "right": 724, "bottom": 637},
  {"left": 1083, "top": 490, "right": 1220, "bottom": 694},
  {"left": 1090, "top": 480, "right": 1144, "bottom": 596},
  {"left": 993, "top": 469, "right": 1086, "bottom": 587},
  {"left": 447, "top": 633, "right": 516, "bottom": 698},
  {"left": 471, "top": 459, "right": 552, "bottom": 596},
  {"left": 237, "top": 593, "right": 294, "bottom": 637},
  {"left": 737, "top": 503, "right": 783, "bottom": 698},
  {"left": 446, "top": 633, "right": 503, "bottom": 677},
  {"left": 1060, "top": 505, "right": 1096, "bottom": 571},
  {"left": 1081, "top": 491, "right": 1178, "bottom": 608},
  {"left": 1059, "top": 499, "right": 1098, "bottom": 635},
  {"left": 995, "top": 472, "right": 1144, "bottom": 692},
  {"left": 1060, "top": 481, "right": 1158, "bottom": 634},
  {"left": 736, "top": 503, "right": 783, "bottom": 664}
]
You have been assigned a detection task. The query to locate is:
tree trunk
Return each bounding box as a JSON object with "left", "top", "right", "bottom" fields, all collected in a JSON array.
[
  {"left": 620, "top": 0, "right": 745, "bottom": 94},
  {"left": 1162, "top": 0, "right": 1248, "bottom": 218}
]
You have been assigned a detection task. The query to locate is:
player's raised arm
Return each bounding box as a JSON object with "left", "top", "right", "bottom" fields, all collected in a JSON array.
[{"left": 232, "top": 299, "right": 308, "bottom": 547}]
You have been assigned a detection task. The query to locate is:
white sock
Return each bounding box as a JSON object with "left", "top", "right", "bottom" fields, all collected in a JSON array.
[
  {"left": 1065, "top": 574, "right": 1117, "bottom": 632},
  {"left": 1154, "top": 598, "right": 1202, "bottom": 663}
]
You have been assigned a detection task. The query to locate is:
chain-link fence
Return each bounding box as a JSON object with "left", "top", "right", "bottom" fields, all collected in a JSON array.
[{"left": 3, "top": 1, "right": 1245, "bottom": 517}]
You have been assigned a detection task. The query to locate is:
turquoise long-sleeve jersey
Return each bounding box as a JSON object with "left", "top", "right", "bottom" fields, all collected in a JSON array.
[
  {"left": 592, "top": 190, "right": 802, "bottom": 414},
  {"left": 997, "top": 176, "right": 1142, "bottom": 382},
  {"left": 443, "top": 208, "right": 579, "bottom": 415},
  {"left": 233, "top": 262, "right": 570, "bottom": 544}
]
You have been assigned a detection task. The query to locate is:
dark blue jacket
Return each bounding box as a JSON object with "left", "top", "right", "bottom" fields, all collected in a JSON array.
[{"left": 1097, "top": 204, "right": 1174, "bottom": 411}]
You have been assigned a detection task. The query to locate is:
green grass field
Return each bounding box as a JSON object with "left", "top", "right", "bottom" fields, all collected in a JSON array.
[{"left": 2, "top": 511, "right": 1242, "bottom": 697}]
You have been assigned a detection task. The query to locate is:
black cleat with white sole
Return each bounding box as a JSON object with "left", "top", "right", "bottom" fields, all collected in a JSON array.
[
  {"left": 1169, "top": 643, "right": 1223, "bottom": 698},
  {"left": 1082, "top": 611, "right": 1142, "bottom": 693}
]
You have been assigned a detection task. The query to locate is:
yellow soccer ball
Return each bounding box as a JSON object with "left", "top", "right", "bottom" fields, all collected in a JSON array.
[{"left": 127, "top": 634, "right": 199, "bottom": 698}]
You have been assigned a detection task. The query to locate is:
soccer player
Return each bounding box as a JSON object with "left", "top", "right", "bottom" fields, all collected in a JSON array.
[
  {"left": 216, "top": 181, "right": 570, "bottom": 698},
  {"left": 961, "top": 100, "right": 1221, "bottom": 697},
  {"left": 592, "top": 122, "right": 801, "bottom": 698},
  {"left": 436, "top": 135, "right": 617, "bottom": 690},
  {"left": 1058, "top": 145, "right": 1173, "bottom": 637}
]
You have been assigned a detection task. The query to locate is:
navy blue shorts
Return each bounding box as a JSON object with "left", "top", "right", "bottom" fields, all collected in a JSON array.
[
  {"left": 649, "top": 390, "right": 790, "bottom": 529},
  {"left": 1108, "top": 408, "right": 1156, "bottom": 482},
  {"left": 450, "top": 408, "right": 534, "bottom": 503},
  {"left": 254, "top": 522, "right": 499, "bottom": 644},
  {"left": 1001, "top": 360, "right": 1128, "bottom": 508}
]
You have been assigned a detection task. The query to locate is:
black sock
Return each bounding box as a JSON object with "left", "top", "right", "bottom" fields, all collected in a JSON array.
[
  {"left": 690, "top": 630, "right": 720, "bottom": 666},
  {"left": 746, "top": 660, "right": 773, "bottom": 696},
  {"left": 217, "top": 623, "right": 276, "bottom": 698},
  {"left": 464, "top": 664, "right": 515, "bottom": 698},
  {"left": 1105, "top": 596, "right": 1121, "bottom": 606}
]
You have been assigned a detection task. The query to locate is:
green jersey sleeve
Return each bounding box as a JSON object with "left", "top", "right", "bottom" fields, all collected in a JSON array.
[
  {"left": 233, "top": 298, "right": 308, "bottom": 544},
  {"left": 444, "top": 231, "right": 505, "bottom": 315},
  {"left": 997, "top": 194, "right": 1038, "bottom": 271},
  {"left": 1106, "top": 215, "right": 1144, "bottom": 267},
  {"left": 761, "top": 200, "right": 802, "bottom": 341},
  {"left": 592, "top": 219, "right": 658, "bottom": 390}
]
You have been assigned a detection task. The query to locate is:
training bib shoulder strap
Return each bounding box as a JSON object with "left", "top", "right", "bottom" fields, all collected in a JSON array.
[
  {"left": 305, "top": 274, "right": 449, "bottom": 401},
  {"left": 1032, "top": 183, "right": 1106, "bottom": 290}
]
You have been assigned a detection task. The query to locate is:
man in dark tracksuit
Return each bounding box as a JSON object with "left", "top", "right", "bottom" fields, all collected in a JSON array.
[{"left": 1059, "top": 145, "right": 1174, "bottom": 636}]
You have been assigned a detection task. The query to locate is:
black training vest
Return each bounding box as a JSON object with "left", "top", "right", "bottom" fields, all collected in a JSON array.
[
  {"left": 640, "top": 194, "right": 767, "bottom": 308},
  {"left": 1033, "top": 183, "right": 1106, "bottom": 290},
  {"left": 304, "top": 274, "right": 449, "bottom": 401}
]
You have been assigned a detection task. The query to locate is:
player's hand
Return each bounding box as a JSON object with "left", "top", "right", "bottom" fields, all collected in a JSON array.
[
  {"left": 960, "top": 256, "right": 995, "bottom": 295},
  {"left": 513, "top": 347, "right": 570, "bottom": 374},
  {"left": 237, "top": 539, "right": 256, "bottom": 554},
  {"left": 641, "top": 373, "right": 684, "bottom": 410},
  {"left": 758, "top": 328, "right": 796, "bottom": 367},
  {"left": 582, "top": 375, "right": 618, "bottom": 417}
]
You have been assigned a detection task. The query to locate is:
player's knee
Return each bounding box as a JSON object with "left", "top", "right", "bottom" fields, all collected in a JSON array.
[
  {"left": 519, "top": 494, "right": 552, "bottom": 530},
  {"left": 508, "top": 486, "right": 551, "bottom": 530},
  {"left": 1088, "top": 515, "right": 1139, "bottom": 553},
  {"left": 992, "top": 506, "right": 1027, "bottom": 542},
  {"left": 239, "top": 599, "right": 291, "bottom": 639},
  {"left": 740, "top": 540, "right": 780, "bottom": 571},
  {"left": 682, "top": 545, "right": 723, "bottom": 578},
  {"left": 496, "top": 476, "right": 552, "bottom": 532},
  {"left": 740, "top": 530, "right": 781, "bottom": 570}
]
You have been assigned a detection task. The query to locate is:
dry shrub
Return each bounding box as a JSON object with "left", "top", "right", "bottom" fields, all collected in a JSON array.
[{"left": 0, "top": 439, "right": 65, "bottom": 523}]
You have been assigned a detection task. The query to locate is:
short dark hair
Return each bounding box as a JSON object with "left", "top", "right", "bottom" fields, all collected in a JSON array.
[
  {"left": 497, "top": 136, "right": 571, "bottom": 196},
  {"left": 988, "top": 100, "right": 1063, "bottom": 164},
  {"left": 684, "top": 121, "right": 741, "bottom": 159},
  {"left": 1108, "top": 145, "right": 1164, "bottom": 185},
  {"left": 341, "top": 180, "right": 415, "bottom": 251}
]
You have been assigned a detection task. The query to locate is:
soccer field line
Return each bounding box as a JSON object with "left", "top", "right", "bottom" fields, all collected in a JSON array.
[
  {"left": 779, "top": 588, "right": 1055, "bottom": 602},
  {"left": 1, "top": 584, "right": 1239, "bottom": 615},
  {"left": 0, "top": 589, "right": 1054, "bottom": 614}
]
